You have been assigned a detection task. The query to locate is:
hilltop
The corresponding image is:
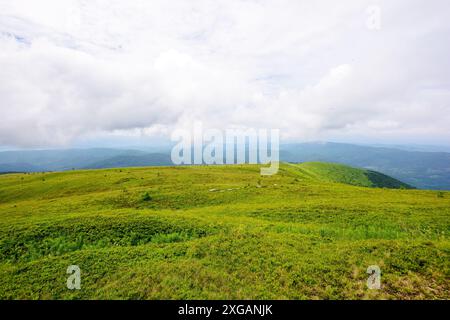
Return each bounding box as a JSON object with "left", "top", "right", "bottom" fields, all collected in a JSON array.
[{"left": 0, "top": 163, "right": 448, "bottom": 299}]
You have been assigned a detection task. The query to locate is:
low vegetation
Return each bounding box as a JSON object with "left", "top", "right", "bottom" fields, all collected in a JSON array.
[
  {"left": 297, "top": 162, "right": 413, "bottom": 189},
  {"left": 0, "top": 162, "right": 448, "bottom": 299}
]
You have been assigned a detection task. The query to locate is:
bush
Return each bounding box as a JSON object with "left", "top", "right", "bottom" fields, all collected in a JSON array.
[{"left": 141, "top": 192, "right": 152, "bottom": 202}]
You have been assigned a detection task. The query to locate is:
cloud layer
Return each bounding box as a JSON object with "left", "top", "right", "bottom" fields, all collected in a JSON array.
[{"left": 1, "top": 0, "right": 449, "bottom": 147}]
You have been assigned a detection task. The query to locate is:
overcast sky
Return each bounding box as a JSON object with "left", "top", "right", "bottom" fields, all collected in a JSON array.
[{"left": 0, "top": 0, "right": 449, "bottom": 148}]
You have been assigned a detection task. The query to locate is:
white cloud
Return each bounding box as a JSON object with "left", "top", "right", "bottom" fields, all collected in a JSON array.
[{"left": 0, "top": 0, "right": 449, "bottom": 147}]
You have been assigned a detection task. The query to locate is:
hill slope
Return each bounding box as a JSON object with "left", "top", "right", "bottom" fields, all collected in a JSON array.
[
  {"left": 294, "top": 162, "right": 413, "bottom": 189},
  {"left": 0, "top": 163, "right": 448, "bottom": 299},
  {"left": 281, "top": 142, "right": 450, "bottom": 190}
]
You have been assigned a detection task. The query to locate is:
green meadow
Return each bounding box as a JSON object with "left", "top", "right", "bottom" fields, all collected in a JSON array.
[{"left": 0, "top": 162, "right": 448, "bottom": 299}]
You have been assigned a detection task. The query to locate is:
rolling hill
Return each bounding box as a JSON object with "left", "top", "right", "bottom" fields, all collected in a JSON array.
[
  {"left": 280, "top": 142, "right": 450, "bottom": 190},
  {"left": 0, "top": 162, "right": 448, "bottom": 299},
  {"left": 1, "top": 142, "right": 450, "bottom": 190},
  {"left": 294, "top": 162, "right": 413, "bottom": 189}
]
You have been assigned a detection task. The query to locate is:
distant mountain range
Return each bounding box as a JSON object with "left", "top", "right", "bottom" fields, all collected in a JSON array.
[
  {"left": 85, "top": 153, "right": 172, "bottom": 169},
  {"left": 1, "top": 142, "right": 450, "bottom": 190},
  {"left": 0, "top": 148, "right": 148, "bottom": 172}
]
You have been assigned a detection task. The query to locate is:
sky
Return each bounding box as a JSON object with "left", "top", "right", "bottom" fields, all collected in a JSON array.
[{"left": 0, "top": 0, "right": 449, "bottom": 149}]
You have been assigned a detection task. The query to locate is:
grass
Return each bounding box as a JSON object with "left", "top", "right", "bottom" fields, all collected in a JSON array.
[
  {"left": 0, "top": 162, "right": 448, "bottom": 299},
  {"left": 296, "top": 162, "right": 413, "bottom": 189}
]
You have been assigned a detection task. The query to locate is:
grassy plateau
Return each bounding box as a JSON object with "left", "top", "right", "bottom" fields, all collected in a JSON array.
[{"left": 0, "top": 162, "right": 448, "bottom": 299}]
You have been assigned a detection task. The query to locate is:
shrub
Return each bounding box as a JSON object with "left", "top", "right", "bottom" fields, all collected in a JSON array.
[{"left": 141, "top": 192, "right": 152, "bottom": 202}]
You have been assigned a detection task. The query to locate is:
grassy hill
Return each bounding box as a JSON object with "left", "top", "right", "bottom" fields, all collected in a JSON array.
[
  {"left": 295, "top": 162, "right": 413, "bottom": 189},
  {"left": 3, "top": 143, "right": 450, "bottom": 190},
  {"left": 281, "top": 142, "right": 450, "bottom": 190},
  {"left": 0, "top": 163, "right": 448, "bottom": 299}
]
